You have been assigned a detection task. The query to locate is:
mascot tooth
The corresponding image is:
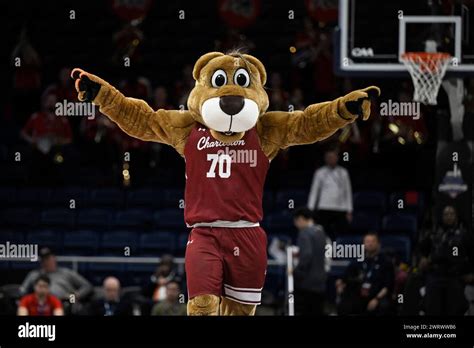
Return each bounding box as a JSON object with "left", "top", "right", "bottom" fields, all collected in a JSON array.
[{"left": 72, "top": 51, "right": 380, "bottom": 316}]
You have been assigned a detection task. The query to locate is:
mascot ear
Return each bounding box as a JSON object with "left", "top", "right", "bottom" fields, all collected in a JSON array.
[
  {"left": 243, "top": 54, "right": 267, "bottom": 86},
  {"left": 193, "top": 52, "right": 225, "bottom": 81}
]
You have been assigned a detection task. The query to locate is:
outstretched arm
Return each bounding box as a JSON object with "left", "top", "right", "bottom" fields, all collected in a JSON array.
[
  {"left": 71, "top": 69, "right": 195, "bottom": 156},
  {"left": 257, "top": 86, "right": 380, "bottom": 160}
]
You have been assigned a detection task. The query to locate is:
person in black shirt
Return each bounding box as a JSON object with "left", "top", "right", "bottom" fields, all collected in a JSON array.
[
  {"left": 336, "top": 232, "right": 394, "bottom": 315},
  {"left": 418, "top": 205, "right": 474, "bottom": 315},
  {"left": 88, "top": 277, "right": 132, "bottom": 316}
]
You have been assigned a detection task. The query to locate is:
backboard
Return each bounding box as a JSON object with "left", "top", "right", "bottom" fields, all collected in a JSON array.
[{"left": 336, "top": 0, "right": 474, "bottom": 76}]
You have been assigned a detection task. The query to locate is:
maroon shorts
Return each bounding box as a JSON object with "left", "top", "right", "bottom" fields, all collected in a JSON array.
[{"left": 185, "top": 226, "right": 267, "bottom": 305}]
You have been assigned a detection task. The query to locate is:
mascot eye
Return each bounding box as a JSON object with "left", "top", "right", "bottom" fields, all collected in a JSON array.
[
  {"left": 211, "top": 70, "right": 227, "bottom": 88},
  {"left": 234, "top": 68, "right": 250, "bottom": 87}
]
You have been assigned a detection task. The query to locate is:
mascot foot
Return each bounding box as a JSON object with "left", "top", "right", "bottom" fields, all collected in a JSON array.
[
  {"left": 220, "top": 297, "right": 256, "bottom": 316},
  {"left": 187, "top": 294, "right": 220, "bottom": 316}
]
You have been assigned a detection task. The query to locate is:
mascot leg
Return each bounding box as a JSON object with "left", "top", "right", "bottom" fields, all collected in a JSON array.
[
  {"left": 187, "top": 294, "right": 220, "bottom": 316},
  {"left": 220, "top": 297, "right": 256, "bottom": 316}
]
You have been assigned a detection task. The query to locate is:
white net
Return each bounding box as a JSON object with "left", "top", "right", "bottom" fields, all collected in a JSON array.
[{"left": 401, "top": 52, "right": 451, "bottom": 105}]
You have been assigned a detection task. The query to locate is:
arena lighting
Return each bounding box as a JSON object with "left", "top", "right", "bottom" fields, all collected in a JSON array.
[
  {"left": 388, "top": 123, "right": 400, "bottom": 134},
  {"left": 53, "top": 153, "right": 64, "bottom": 163},
  {"left": 414, "top": 131, "right": 423, "bottom": 144},
  {"left": 123, "top": 162, "right": 131, "bottom": 186}
]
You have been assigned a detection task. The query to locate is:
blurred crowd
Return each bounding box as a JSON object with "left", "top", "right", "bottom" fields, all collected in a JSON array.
[
  {"left": 291, "top": 204, "right": 474, "bottom": 316},
  {"left": 3, "top": 9, "right": 448, "bottom": 193},
  {"left": 15, "top": 248, "right": 186, "bottom": 316}
]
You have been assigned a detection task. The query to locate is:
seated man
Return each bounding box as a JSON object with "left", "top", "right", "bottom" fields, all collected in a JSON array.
[
  {"left": 88, "top": 276, "right": 132, "bottom": 316},
  {"left": 151, "top": 280, "right": 187, "bottom": 316},
  {"left": 20, "top": 248, "right": 93, "bottom": 302},
  {"left": 18, "top": 275, "right": 64, "bottom": 316},
  {"left": 336, "top": 232, "right": 394, "bottom": 315}
]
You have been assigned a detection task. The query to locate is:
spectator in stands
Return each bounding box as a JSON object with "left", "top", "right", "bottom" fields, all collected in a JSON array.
[
  {"left": 20, "top": 92, "right": 73, "bottom": 154},
  {"left": 20, "top": 248, "right": 92, "bottom": 302},
  {"left": 143, "top": 255, "right": 177, "bottom": 302},
  {"left": 307, "top": 148, "right": 353, "bottom": 237},
  {"left": 151, "top": 280, "right": 186, "bottom": 316},
  {"left": 173, "top": 64, "right": 194, "bottom": 107},
  {"left": 113, "top": 24, "right": 144, "bottom": 66},
  {"left": 42, "top": 67, "right": 84, "bottom": 141},
  {"left": 119, "top": 72, "right": 151, "bottom": 101},
  {"left": 11, "top": 27, "right": 42, "bottom": 121},
  {"left": 336, "top": 232, "right": 394, "bottom": 315},
  {"left": 418, "top": 205, "right": 474, "bottom": 315},
  {"left": 20, "top": 92, "right": 73, "bottom": 184},
  {"left": 311, "top": 30, "right": 337, "bottom": 102},
  {"left": 43, "top": 67, "right": 77, "bottom": 102},
  {"left": 88, "top": 277, "right": 132, "bottom": 316},
  {"left": 152, "top": 86, "right": 173, "bottom": 110},
  {"left": 18, "top": 275, "right": 64, "bottom": 316},
  {"left": 268, "top": 72, "right": 289, "bottom": 110},
  {"left": 293, "top": 208, "right": 330, "bottom": 315},
  {"left": 289, "top": 88, "right": 305, "bottom": 111}
]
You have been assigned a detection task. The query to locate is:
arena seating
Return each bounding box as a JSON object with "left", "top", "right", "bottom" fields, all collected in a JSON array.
[{"left": 0, "top": 187, "right": 421, "bottom": 292}]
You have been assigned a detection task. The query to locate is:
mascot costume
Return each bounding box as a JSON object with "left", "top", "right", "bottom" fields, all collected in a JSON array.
[{"left": 71, "top": 51, "right": 380, "bottom": 315}]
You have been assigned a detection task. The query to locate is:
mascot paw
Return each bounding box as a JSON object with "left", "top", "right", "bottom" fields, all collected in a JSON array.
[
  {"left": 220, "top": 297, "right": 256, "bottom": 316},
  {"left": 343, "top": 86, "right": 381, "bottom": 121},
  {"left": 71, "top": 68, "right": 102, "bottom": 102},
  {"left": 187, "top": 294, "right": 220, "bottom": 316}
]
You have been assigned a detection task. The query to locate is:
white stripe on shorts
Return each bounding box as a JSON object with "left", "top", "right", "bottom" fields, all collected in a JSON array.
[
  {"left": 224, "top": 284, "right": 263, "bottom": 292},
  {"left": 223, "top": 284, "right": 262, "bottom": 304}
]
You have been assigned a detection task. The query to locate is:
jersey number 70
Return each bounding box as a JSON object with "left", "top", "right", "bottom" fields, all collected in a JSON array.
[{"left": 206, "top": 154, "right": 232, "bottom": 178}]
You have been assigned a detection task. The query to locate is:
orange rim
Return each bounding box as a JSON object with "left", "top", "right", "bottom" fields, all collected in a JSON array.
[
  {"left": 401, "top": 52, "right": 451, "bottom": 60},
  {"left": 401, "top": 52, "right": 451, "bottom": 72}
]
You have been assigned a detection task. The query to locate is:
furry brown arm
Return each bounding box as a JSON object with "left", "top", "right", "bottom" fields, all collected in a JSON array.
[
  {"left": 72, "top": 69, "right": 195, "bottom": 156},
  {"left": 257, "top": 86, "right": 380, "bottom": 160}
]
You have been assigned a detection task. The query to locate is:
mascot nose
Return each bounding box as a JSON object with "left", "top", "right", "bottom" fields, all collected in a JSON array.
[{"left": 219, "top": 96, "right": 244, "bottom": 115}]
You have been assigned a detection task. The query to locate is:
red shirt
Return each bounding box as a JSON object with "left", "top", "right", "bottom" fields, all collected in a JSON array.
[
  {"left": 19, "top": 294, "right": 63, "bottom": 316},
  {"left": 22, "top": 112, "right": 72, "bottom": 140},
  {"left": 184, "top": 125, "right": 269, "bottom": 225}
]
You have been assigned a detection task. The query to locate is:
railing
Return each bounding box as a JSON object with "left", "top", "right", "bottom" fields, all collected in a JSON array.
[{"left": 54, "top": 255, "right": 285, "bottom": 271}]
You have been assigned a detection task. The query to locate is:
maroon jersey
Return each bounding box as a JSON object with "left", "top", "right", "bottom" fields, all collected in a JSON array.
[{"left": 184, "top": 124, "right": 269, "bottom": 225}]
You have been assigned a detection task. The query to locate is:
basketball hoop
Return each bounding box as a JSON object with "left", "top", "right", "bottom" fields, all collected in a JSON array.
[{"left": 401, "top": 52, "right": 451, "bottom": 105}]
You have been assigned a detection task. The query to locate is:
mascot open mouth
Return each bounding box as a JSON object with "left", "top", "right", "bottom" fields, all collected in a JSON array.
[{"left": 201, "top": 96, "right": 259, "bottom": 134}]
